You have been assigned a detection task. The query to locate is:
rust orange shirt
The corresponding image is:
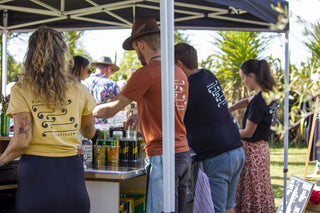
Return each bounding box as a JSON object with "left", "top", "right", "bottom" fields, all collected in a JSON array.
[{"left": 121, "top": 60, "right": 189, "bottom": 156}]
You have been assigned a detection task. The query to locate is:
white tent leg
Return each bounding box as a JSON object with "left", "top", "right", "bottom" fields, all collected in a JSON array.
[
  {"left": 161, "top": 0, "right": 175, "bottom": 212},
  {"left": 282, "top": 31, "right": 290, "bottom": 213},
  {"left": 1, "top": 10, "right": 8, "bottom": 98}
]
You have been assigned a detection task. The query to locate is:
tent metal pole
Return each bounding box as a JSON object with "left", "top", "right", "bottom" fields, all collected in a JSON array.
[
  {"left": 160, "top": 0, "right": 175, "bottom": 212},
  {"left": 282, "top": 31, "right": 289, "bottom": 213},
  {"left": 1, "top": 10, "right": 8, "bottom": 98}
]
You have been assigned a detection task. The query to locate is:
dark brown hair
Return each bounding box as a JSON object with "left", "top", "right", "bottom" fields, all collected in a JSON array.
[
  {"left": 240, "top": 59, "right": 276, "bottom": 91},
  {"left": 70, "top": 55, "right": 90, "bottom": 80},
  {"left": 174, "top": 42, "right": 198, "bottom": 70}
]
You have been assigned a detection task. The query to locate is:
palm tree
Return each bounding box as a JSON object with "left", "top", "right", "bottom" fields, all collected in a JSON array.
[
  {"left": 202, "top": 31, "right": 269, "bottom": 100},
  {"left": 64, "top": 31, "right": 90, "bottom": 59},
  {"left": 304, "top": 21, "right": 320, "bottom": 68},
  {"left": 200, "top": 31, "right": 271, "bottom": 124}
]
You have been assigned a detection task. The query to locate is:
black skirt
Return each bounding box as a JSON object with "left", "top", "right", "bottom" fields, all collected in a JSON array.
[{"left": 15, "top": 154, "right": 90, "bottom": 213}]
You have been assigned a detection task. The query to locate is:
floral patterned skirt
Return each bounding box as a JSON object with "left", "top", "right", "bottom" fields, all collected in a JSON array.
[{"left": 235, "top": 140, "right": 275, "bottom": 213}]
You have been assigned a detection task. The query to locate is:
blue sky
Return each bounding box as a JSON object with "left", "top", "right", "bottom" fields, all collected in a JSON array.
[{"left": 8, "top": 0, "right": 320, "bottom": 67}]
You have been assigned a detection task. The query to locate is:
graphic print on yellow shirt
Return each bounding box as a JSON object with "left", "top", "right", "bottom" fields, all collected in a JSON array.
[
  {"left": 7, "top": 83, "right": 96, "bottom": 157},
  {"left": 32, "top": 99, "right": 76, "bottom": 137}
]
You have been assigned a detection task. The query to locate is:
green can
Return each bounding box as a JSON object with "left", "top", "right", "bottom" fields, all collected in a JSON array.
[{"left": 1, "top": 112, "right": 10, "bottom": 136}]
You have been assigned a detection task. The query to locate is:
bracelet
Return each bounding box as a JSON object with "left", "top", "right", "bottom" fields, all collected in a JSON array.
[{"left": 0, "top": 161, "right": 5, "bottom": 167}]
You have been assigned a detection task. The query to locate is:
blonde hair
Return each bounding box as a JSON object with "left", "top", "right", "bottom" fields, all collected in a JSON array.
[{"left": 18, "top": 26, "right": 76, "bottom": 108}]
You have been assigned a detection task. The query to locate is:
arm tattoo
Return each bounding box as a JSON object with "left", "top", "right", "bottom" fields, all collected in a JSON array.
[
  {"left": 17, "top": 115, "right": 31, "bottom": 139},
  {"left": 84, "top": 124, "right": 93, "bottom": 133}
]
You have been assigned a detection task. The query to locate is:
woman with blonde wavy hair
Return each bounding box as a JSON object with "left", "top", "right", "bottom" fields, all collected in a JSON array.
[{"left": 0, "top": 26, "right": 96, "bottom": 213}]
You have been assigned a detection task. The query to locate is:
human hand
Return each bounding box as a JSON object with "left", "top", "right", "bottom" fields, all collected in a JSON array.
[{"left": 125, "top": 113, "right": 139, "bottom": 131}]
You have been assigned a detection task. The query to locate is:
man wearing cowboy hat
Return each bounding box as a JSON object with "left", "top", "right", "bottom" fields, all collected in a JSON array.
[
  {"left": 93, "top": 17, "right": 191, "bottom": 213},
  {"left": 82, "top": 56, "right": 120, "bottom": 124}
]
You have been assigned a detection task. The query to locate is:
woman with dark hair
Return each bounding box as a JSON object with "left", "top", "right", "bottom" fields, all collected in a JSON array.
[
  {"left": 229, "top": 59, "right": 278, "bottom": 213},
  {"left": 70, "top": 55, "right": 92, "bottom": 81},
  {"left": 0, "top": 26, "right": 96, "bottom": 212}
]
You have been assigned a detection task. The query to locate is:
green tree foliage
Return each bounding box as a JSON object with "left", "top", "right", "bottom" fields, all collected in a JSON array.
[
  {"left": 272, "top": 22, "right": 320, "bottom": 144},
  {"left": 174, "top": 30, "right": 189, "bottom": 44},
  {"left": 110, "top": 50, "right": 141, "bottom": 82},
  {"left": 304, "top": 21, "right": 320, "bottom": 67},
  {"left": 0, "top": 33, "right": 22, "bottom": 87},
  {"left": 6, "top": 54, "right": 21, "bottom": 82},
  {"left": 200, "top": 31, "right": 270, "bottom": 104},
  {"left": 268, "top": 21, "right": 320, "bottom": 145},
  {"left": 64, "top": 31, "right": 91, "bottom": 59}
]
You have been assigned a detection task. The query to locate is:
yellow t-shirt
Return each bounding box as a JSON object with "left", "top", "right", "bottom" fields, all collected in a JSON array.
[{"left": 6, "top": 82, "right": 96, "bottom": 157}]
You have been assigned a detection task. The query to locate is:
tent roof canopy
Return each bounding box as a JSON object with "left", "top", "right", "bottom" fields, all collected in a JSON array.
[{"left": 0, "top": 0, "right": 288, "bottom": 33}]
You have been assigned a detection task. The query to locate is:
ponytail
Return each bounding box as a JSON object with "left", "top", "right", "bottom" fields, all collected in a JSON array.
[{"left": 240, "top": 59, "right": 276, "bottom": 91}]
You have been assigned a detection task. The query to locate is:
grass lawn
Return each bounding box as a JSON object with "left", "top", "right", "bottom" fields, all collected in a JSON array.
[{"left": 270, "top": 143, "right": 317, "bottom": 209}]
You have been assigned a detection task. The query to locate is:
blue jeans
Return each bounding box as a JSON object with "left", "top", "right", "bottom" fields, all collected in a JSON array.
[
  {"left": 145, "top": 151, "right": 191, "bottom": 213},
  {"left": 195, "top": 147, "right": 245, "bottom": 213}
]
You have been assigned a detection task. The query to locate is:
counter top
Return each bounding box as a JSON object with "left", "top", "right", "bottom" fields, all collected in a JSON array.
[
  {"left": 0, "top": 183, "right": 17, "bottom": 190},
  {"left": 0, "top": 136, "right": 11, "bottom": 142},
  {"left": 85, "top": 166, "right": 146, "bottom": 181}
]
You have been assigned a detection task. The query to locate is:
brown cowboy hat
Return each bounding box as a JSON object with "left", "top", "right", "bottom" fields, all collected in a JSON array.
[
  {"left": 91, "top": 56, "right": 119, "bottom": 72},
  {"left": 122, "top": 18, "right": 160, "bottom": 50}
]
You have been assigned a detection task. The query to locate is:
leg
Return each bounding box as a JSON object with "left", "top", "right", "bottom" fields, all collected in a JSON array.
[
  {"left": 145, "top": 155, "right": 164, "bottom": 213},
  {"left": 175, "top": 152, "right": 191, "bottom": 213},
  {"left": 203, "top": 154, "right": 229, "bottom": 213},
  {"left": 226, "top": 147, "right": 245, "bottom": 211},
  {"left": 225, "top": 208, "right": 236, "bottom": 213}
]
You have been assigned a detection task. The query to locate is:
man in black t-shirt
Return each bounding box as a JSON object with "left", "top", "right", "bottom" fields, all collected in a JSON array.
[{"left": 175, "top": 43, "right": 245, "bottom": 213}]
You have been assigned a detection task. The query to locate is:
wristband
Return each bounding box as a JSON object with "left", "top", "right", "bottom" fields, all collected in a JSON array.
[{"left": 0, "top": 161, "right": 5, "bottom": 167}]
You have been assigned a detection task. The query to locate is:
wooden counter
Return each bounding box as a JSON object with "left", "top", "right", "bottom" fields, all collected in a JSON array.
[
  {"left": 0, "top": 136, "right": 11, "bottom": 153},
  {"left": 0, "top": 136, "right": 16, "bottom": 191},
  {"left": 0, "top": 136, "right": 11, "bottom": 141},
  {"left": 0, "top": 183, "right": 17, "bottom": 190}
]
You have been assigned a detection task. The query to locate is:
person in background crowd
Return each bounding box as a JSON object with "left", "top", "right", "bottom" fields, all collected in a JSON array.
[
  {"left": 229, "top": 59, "right": 278, "bottom": 213},
  {"left": 175, "top": 43, "right": 245, "bottom": 213},
  {"left": 82, "top": 56, "right": 120, "bottom": 124},
  {"left": 93, "top": 18, "right": 191, "bottom": 213},
  {"left": 0, "top": 26, "right": 96, "bottom": 213},
  {"left": 70, "top": 55, "right": 92, "bottom": 81}
]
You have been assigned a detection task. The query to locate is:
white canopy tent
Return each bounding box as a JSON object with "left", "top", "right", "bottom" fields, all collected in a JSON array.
[{"left": 0, "top": 0, "right": 289, "bottom": 212}]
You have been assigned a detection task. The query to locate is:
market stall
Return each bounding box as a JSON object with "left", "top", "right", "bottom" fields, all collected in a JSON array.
[
  {"left": 85, "top": 167, "right": 146, "bottom": 213},
  {"left": 0, "top": 0, "right": 289, "bottom": 212}
]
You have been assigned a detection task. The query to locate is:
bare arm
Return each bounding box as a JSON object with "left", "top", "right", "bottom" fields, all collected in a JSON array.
[
  {"left": 228, "top": 96, "right": 253, "bottom": 112},
  {"left": 80, "top": 113, "right": 96, "bottom": 139},
  {"left": 0, "top": 112, "right": 32, "bottom": 165},
  {"left": 239, "top": 119, "right": 257, "bottom": 138},
  {"left": 93, "top": 94, "right": 132, "bottom": 119}
]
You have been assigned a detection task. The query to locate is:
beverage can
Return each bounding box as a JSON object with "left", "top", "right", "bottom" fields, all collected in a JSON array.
[{"left": 81, "top": 137, "right": 93, "bottom": 167}]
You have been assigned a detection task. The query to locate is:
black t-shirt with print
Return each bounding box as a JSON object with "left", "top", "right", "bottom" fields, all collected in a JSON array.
[
  {"left": 242, "top": 91, "right": 278, "bottom": 142},
  {"left": 184, "top": 69, "right": 242, "bottom": 161}
]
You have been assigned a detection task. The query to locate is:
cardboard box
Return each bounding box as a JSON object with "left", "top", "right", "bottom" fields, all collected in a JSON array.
[{"left": 121, "top": 193, "right": 146, "bottom": 213}]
